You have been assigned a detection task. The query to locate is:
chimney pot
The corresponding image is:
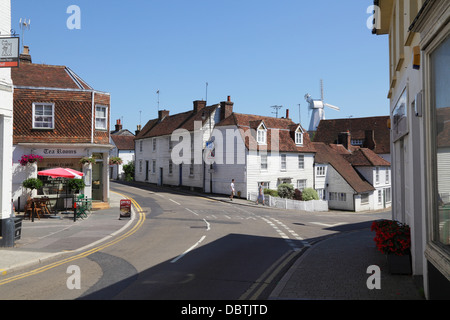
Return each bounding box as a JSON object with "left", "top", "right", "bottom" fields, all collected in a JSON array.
[{"left": 286, "top": 109, "right": 290, "bottom": 119}]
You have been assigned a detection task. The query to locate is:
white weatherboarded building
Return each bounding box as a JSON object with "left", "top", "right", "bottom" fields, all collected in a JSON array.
[{"left": 212, "top": 110, "right": 316, "bottom": 199}]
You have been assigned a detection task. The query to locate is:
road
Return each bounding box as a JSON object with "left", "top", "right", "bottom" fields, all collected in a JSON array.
[{"left": 0, "top": 182, "right": 390, "bottom": 300}]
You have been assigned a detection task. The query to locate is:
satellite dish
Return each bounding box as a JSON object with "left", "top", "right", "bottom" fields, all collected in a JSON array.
[{"left": 305, "top": 80, "right": 340, "bottom": 132}]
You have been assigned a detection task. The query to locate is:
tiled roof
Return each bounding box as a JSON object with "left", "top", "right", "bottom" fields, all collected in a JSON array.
[
  {"left": 135, "top": 105, "right": 219, "bottom": 140},
  {"left": 111, "top": 135, "right": 135, "bottom": 150},
  {"left": 313, "top": 116, "right": 391, "bottom": 154},
  {"left": 216, "top": 113, "right": 316, "bottom": 153},
  {"left": 11, "top": 62, "right": 92, "bottom": 90},
  {"left": 313, "top": 142, "right": 375, "bottom": 193},
  {"left": 342, "top": 148, "right": 391, "bottom": 166}
]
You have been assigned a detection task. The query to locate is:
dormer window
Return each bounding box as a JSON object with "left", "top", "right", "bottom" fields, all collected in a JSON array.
[
  {"left": 257, "top": 123, "right": 267, "bottom": 144},
  {"left": 295, "top": 127, "right": 303, "bottom": 145}
]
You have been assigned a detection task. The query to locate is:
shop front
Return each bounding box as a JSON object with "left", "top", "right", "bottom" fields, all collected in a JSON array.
[{"left": 12, "top": 144, "right": 111, "bottom": 211}]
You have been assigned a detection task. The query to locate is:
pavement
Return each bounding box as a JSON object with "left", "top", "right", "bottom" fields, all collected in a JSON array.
[{"left": 0, "top": 184, "right": 425, "bottom": 300}]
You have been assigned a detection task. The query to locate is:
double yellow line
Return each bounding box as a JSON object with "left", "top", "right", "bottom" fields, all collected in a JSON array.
[{"left": 0, "top": 192, "right": 145, "bottom": 286}]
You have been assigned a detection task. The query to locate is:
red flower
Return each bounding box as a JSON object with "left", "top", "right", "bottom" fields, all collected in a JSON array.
[{"left": 371, "top": 219, "right": 411, "bottom": 256}]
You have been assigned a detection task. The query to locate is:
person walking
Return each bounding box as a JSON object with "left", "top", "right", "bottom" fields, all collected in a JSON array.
[
  {"left": 229, "top": 179, "right": 235, "bottom": 201},
  {"left": 256, "top": 182, "right": 265, "bottom": 205}
]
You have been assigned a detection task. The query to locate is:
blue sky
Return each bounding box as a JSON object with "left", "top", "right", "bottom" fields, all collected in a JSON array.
[{"left": 11, "top": 0, "right": 389, "bottom": 132}]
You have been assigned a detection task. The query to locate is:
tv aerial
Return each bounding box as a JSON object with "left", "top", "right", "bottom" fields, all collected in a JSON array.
[{"left": 19, "top": 18, "right": 31, "bottom": 51}]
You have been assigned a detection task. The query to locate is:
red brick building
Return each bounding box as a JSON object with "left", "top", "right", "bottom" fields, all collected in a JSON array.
[{"left": 11, "top": 48, "right": 112, "bottom": 209}]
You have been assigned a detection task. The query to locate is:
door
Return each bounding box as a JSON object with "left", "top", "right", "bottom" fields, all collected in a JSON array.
[{"left": 92, "top": 162, "right": 103, "bottom": 201}]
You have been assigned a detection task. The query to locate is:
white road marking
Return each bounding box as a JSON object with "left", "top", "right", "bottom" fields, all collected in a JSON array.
[
  {"left": 169, "top": 198, "right": 181, "bottom": 205},
  {"left": 171, "top": 235, "right": 206, "bottom": 263},
  {"left": 310, "top": 222, "right": 346, "bottom": 228}
]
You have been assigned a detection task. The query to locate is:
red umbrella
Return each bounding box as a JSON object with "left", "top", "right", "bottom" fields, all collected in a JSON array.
[{"left": 38, "top": 168, "right": 84, "bottom": 179}]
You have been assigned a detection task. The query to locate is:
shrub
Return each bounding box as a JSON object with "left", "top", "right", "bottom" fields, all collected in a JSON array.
[
  {"left": 277, "top": 183, "right": 294, "bottom": 199},
  {"left": 122, "top": 161, "right": 135, "bottom": 181},
  {"left": 68, "top": 178, "right": 86, "bottom": 192},
  {"left": 263, "top": 189, "right": 278, "bottom": 197},
  {"left": 301, "top": 188, "right": 319, "bottom": 201},
  {"left": 22, "top": 178, "right": 43, "bottom": 190},
  {"left": 294, "top": 189, "right": 303, "bottom": 200}
]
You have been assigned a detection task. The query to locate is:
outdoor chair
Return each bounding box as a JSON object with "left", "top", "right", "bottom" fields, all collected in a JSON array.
[{"left": 24, "top": 198, "right": 42, "bottom": 220}]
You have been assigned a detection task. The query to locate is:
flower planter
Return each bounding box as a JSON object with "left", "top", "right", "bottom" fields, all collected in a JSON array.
[{"left": 386, "top": 252, "right": 412, "bottom": 275}]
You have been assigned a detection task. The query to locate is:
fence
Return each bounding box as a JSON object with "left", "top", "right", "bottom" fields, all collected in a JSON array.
[{"left": 248, "top": 192, "right": 328, "bottom": 212}]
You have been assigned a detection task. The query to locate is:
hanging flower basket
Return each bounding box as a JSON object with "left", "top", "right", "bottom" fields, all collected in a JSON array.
[
  {"left": 20, "top": 154, "right": 43, "bottom": 166},
  {"left": 79, "top": 157, "right": 96, "bottom": 165},
  {"left": 109, "top": 156, "right": 123, "bottom": 165}
]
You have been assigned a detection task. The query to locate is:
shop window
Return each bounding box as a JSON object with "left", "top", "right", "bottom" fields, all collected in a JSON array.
[{"left": 431, "top": 34, "right": 450, "bottom": 248}]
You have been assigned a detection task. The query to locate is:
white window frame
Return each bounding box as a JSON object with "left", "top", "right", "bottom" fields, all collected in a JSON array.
[
  {"left": 280, "top": 154, "right": 287, "bottom": 171},
  {"left": 95, "top": 105, "right": 108, "bottom": 130},
  {"left": 297, "top": 179, "right": 307, "bottom": 191},
  {"left": 257, "top": 123, "right": 267, "bottom": 145},
  {"left": 361, "top": 193, "right": 369, "bottom": 205},
  {"left": 316, "top": 166, "right": 326, "bottom": 176},
  {"left": 295, "top": 131, "right": 303, "bottom": 145},
  {"left": 375, "top": 167, "right": 380, "bottom": 184},
  {"left": 260, "top": 153, "right": 268, "bottom": 170},
  {"left": 32, "top": 102, "right": 55, "bottom": 129},
  {"left": 298, "top": 155, "right": 304, "bottom": 169},
  {"left": 152, "top": 160, "right": 156, "bottom": 174}
]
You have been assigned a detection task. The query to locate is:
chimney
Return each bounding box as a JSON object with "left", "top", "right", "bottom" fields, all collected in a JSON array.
[
  {"left": 158, "top": 110, "right": 170, "bottom": 121},
  {"left": 115, "top": 119, "right": 123, "bottom": 132},
  {"left": 135, "top": 125, "right": 141, "bottom": 136},
  {"left": 337, "top": 131, "right": 351, "bottom": 150},
  {"left": 364, "top": 130, "right": 376, "bottom": 150},
  {"left": 220, "top": 96, "right": 234, "bottom": 121},
  {"left": 193, "top": 100, "right": 206, "bottom": 113},
  {"left": 19, "top": 46, "right": 32, "bottom": 63},
  {"left": 286, "top": 109, "right": 290, "bottom": 119}
]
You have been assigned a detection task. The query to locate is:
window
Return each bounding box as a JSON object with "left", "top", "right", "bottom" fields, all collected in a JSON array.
[
  {"left": 316, "top": 189, "right": 325, "bottom": 200},
  {"left": 95, "top": 105, "right": 108, "bottom": 130},
  {"left": 152, "top": 160, "right": 156, "bottom": 174},
  {"left": 280, "top": 154, "right": 286, "bottom": 171},
  {"left": 32, "top": 103, "right": 54, "bottom": 129},
  {"left": 385, "top": 187, "right": 391, "bottom": 203},
  {"left": 257, "top": 124, "right": 267, "bottom": 144},
  {"left": 139, "top": 160, "right": 142, "bottom": 173},
  {"left": 169, "top": 160, "right": 173, "bottom": 174},
  {"left": 257, "top": 129, "right": 266, "bottom": 144},
  {"left": 378, "top": 190, "right": 382, "bottom": 204},
  {"left": 139, "top": 141, "right": 143, "bottom": 152},
  {"left": 316, "top": 166, "right": 326, "bottom": 176},
  {"left": 361, "top": 193, "right": 369, "bottom": 205},
  {"left": 375, "top": 167, "right": 380, "bottom": 184},
  {"left": 152, "top": 138, "right": 156, "bottom": 151},
  {"left": 330, "top": 192, "right": 346, "bottom": 201},
  {"left": 295, "top": 131, "right": 303, "bottom": 145},
  {"left": 169, "top": 138, "right": 173, "bottom": 150},
  {"left": 298, "top": 155, "right": 304, "bottom": 169},
  {"left": 386, "top": 168, "right": 390, "bottom": 184},
  {"left": 189, "top": 159, "right": 194, "bottom": 175},
  {"left": 431, "top": 33, "right": 450, "bottom": 248},
  {"left": 297, "top": 179, "right": 306, "bottom": 191},
  {"left": 260, "top": 153, "right": 268, "bottom": 170}
]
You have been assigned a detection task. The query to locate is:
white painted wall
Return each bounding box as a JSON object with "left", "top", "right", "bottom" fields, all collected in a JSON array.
[{"left": 0, "top": 0, "right": 13, "bottom": 220}]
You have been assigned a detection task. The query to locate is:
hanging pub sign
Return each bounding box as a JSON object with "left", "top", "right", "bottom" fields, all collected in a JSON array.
[{"left": 0, "top": 37, "right": 20, "bottom": 68}]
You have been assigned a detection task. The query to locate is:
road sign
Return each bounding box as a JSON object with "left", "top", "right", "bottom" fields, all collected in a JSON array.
[{"left": 0, "top": 37, "right": 20, "bottom": 68}]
